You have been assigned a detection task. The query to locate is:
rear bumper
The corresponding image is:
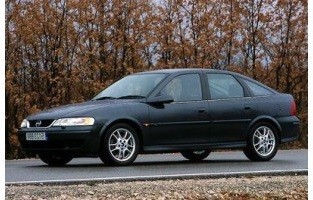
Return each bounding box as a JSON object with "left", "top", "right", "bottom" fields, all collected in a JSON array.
[
  {"left": 276, "top": 116, "right": 300, "bottom": 143},
  {"left": 18, "top": 125, "right": 103, "bottom": 157}
]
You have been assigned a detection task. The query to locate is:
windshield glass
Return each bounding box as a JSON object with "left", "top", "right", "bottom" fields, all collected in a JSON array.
[{"left": 93, "top": 73, "right": 166, "bottom": 100}]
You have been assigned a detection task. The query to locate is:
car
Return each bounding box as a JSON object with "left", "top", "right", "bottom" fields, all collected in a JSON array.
[{"left": 18, "top": 68, "right": 300, "bottom": 166}]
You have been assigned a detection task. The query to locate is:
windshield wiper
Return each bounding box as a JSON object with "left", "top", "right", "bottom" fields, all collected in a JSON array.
[
  {"left": 94, "top": 96, "right": 117, "bottom": 100},
  {"left": 117, "top": 95, "right": 145, "bottom": 99}
]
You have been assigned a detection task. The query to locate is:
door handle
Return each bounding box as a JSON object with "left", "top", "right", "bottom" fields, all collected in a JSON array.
[
  {"left": 198, "top": 108, "right": 206, "bottom": 113},
  {"left": 244, "top": 106, "right": 252, "bottom": 110}
]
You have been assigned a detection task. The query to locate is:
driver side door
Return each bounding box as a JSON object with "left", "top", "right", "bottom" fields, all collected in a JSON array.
[{"left": 148, "top": 73, "right": 210, "bottom": 145}]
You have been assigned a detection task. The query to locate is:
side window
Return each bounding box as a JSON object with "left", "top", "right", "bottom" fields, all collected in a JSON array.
[
  {"left": 207, "top": 74, "right": 244, "bottom": 99},
  {"left": 162, "top": 74, "right": 202, "bottom": 102},
  {"left": 241, "top": 79, "right": 273, "bottom": 96}
]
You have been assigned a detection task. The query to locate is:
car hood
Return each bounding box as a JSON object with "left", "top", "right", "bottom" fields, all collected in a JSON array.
[{"left": 27, "top": 100, "right": 128, "bottom": 120}]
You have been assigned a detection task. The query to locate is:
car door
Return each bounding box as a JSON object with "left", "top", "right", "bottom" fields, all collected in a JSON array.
[
  {"left": 148, "top": 73, "right": 210, "bottom": 145},
  {"left": 206, "top": 73, "right": 256, "bottom": 143}
]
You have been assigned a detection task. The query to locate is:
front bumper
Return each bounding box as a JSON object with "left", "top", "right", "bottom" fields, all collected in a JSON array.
[
  {"left": 18, "top": 124, "right": 103, "bottom": 157},
  {"left": 276, "top": 116, "right": 300, "bottom": 143}
]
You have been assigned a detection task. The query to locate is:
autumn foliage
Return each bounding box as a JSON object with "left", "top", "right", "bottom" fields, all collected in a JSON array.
[{"left": 5, "top": 0, "right": 307, "bottom": 158}]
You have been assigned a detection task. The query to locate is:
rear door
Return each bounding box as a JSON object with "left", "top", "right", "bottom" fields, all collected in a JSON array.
[{"left": 206, "top": 73, "right": 256, "bottom": 143}]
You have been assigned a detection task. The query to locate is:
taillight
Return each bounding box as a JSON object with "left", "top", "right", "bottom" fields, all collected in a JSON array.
[{"left": 290, "top": 100, "right": 297, "bottom": 116}]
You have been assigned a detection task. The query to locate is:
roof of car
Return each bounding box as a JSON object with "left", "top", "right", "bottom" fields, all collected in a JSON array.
[
  {"left": 136, "top": 68, "right": 233, "bottom": 75},
  {"left": 136, "top": 68, "right": 253, "bottom": 80}
]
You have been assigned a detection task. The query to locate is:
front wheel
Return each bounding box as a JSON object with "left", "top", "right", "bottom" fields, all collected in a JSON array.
[
  {"left": 244, "top": 122, "right": 278, "bottom": 161},
  {"left": 38, "top": 154, "right": 72, "bottom": 166},
  {"left": 100, "top": 123, "right": 139, "bottom": 166},
  {"left": 181, "top": 150, "right": 211, "bottom": 162}
]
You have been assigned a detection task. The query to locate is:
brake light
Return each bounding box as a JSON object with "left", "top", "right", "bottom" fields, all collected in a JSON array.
[{"left": 290, "top": 100, "right": 297, "bottom": 116}]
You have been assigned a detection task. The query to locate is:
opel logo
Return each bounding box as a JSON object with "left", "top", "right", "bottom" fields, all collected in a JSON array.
[{"left": 35, "top": 121, "right": 42, "bottom": 127}]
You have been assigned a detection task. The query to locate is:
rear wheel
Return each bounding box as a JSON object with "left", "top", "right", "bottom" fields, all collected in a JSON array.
[
  {"left": 181, "top": 150, "right": 211, "bottom": 162},
  {"left": 38, "top": 154, "right": 72, "bottom": 166},
  {"left": 100, "top": 123, "right": 139, "bottom": 166},
  {"left": 244, "top": 122, "right": 278, "bottom": 161}
]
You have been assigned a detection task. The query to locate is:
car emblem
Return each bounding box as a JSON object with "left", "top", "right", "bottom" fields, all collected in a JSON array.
[{"left": 35, "top": 121, "right": 42, "bottom": 127}]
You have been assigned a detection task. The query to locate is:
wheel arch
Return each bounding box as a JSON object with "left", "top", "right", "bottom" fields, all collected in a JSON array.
[
  {"left": 247, "top": 116, "right": 282, "bottom": 143},
  {"left": 99, "top": 118, "right": 144, "bottom": 152}
]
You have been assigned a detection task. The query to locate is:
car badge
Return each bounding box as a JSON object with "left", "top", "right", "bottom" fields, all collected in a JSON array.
[{"left": 35, "top": 121, "right": 42, "bottom": 127}]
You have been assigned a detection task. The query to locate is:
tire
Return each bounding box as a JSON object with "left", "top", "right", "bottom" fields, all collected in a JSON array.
[
  {"left": 244, "top": 122, "right": 278, "bottom": 161},
  {"left": 99, "top": 123, "right": 139, "bottom": 166},
  {"left": 181, "top": 150, "right": 211, "bottom": 162},
  {"left": 38, "top": 154, "right": 72, "bottom": 166}
]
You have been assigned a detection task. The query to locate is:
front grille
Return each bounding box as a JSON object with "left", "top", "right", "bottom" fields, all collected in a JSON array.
[{"left": 29, "top": 120, "right": 55, "bottom": 128}]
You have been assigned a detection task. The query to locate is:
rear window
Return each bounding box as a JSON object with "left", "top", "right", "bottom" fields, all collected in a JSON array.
[
  {"left": 207, "top": 74, "right": 244, "bottom": 99},
  {"left": 241, "top": 79, "right": 273, "bottom": 96}
]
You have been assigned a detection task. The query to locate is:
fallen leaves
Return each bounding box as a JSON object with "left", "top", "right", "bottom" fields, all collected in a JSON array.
[{"left": 6, "top": 175, "right": 308, "bottom": 200}]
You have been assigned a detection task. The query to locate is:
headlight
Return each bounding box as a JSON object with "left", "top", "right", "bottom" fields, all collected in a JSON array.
[
  {"left": 52, "top": 117, "right": 95, "bottom": 126},
  {"left": 20, "top": 119, "right": 29, "bottom": 128}
]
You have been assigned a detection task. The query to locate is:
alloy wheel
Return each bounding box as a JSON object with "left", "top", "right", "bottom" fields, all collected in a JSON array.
[
  {"left": 108, "top": 128, "right": 136, "bottom": 162},
  {"left": 252, "top": 126, "right": 276, "bottom": 157}
]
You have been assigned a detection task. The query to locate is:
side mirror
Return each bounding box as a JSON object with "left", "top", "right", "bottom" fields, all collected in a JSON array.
[{"left": 147, "top": 94, "right": 174, "bottom": 104}]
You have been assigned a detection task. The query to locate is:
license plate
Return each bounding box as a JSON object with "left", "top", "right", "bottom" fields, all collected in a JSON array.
[{"left": 26, "top": 132, "right": 47, "bottom": 141}]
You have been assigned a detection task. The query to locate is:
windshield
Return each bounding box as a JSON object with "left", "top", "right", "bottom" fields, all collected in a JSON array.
[{"left": 93, "top": 73, "right": 166, "bottom": 100}]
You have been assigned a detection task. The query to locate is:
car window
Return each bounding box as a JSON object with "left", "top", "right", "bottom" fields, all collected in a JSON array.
[
  {"left": 207, "top": 74, "right": 244, "bottom": 99},
  {"left": 162, "top": 74, "right": 202, "bottom": 102},
  {"left": 93, "top": 73, "right": 166, "bottom": 99},
  {"left": 241, "top": 79, "right": 273, "bottom": 96}
]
